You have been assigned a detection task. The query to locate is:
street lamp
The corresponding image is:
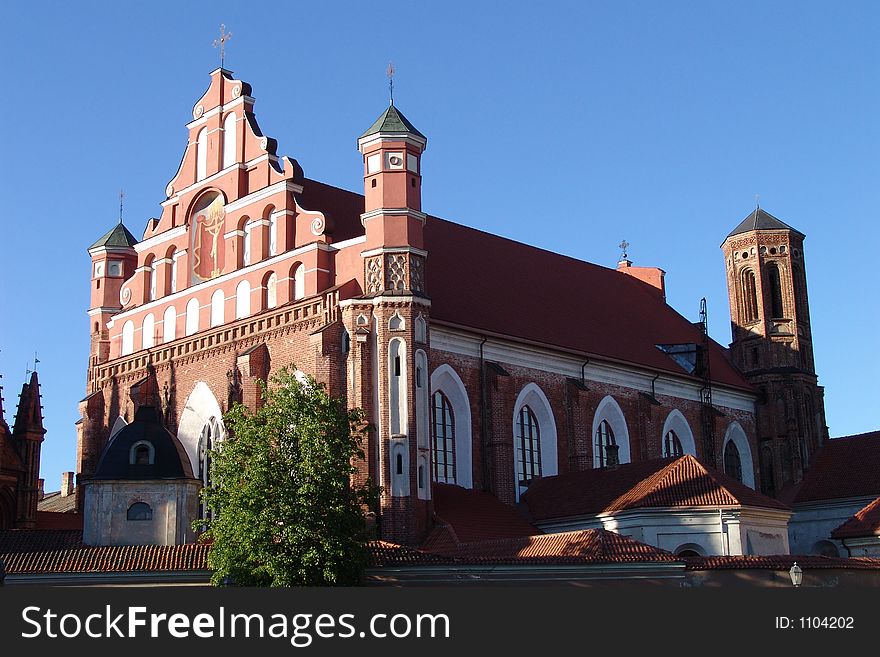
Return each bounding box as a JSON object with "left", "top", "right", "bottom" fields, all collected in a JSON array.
[{"left": 789, "top": 561, "right": 803, "bottom": 587}]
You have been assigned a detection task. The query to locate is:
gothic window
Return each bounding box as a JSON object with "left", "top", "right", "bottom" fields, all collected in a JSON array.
[
  {"left": 431, "top": 391, "right": 456, "bottom": 484},
  {"left": 741, "top": 269, "right": 759, "bottom": 323},
  {"left": 269, "top": 214, "right": 278, "bottom": 256},
  {"left": 196, "top": 128, "right": 207, "bottom": 181},
  {"left": 664, "top": 430, "right": 684, "bottom": 458},
  {"left": 185, "top": 298, "right": 200, "bottom": 336},
  {"left": 127, "top": 502, "right": 152, "bottom": 521},
  {"left": 147, "top": 257, "right": 157, "bottom": 302},
  {"left": 767, "top": 263, "right": 784, "bottom": 318},
  {"left": 724, "top": 440, "right": 743, "bottom": 483},
  {"left": 243, "top": 223, "right": 253, "bottom": 266},
  {"left": 168, "top": 248, "right": 178, "bottom": 294},
  {"left": 760, "top": 443, "right": 775, "bottom": 495},
  {"left": 198, "top": 418, "right": 219, "bottom": 520},
  {"left": 516, "top": 405, "right": 541, "bottom": 488},
  {"left": 389, "top": 339, "right": 407, "bottom": 435},
  {"left": 222, "top": 112, "right": 236, "bottom": 169},
  {"left": 163, "top": 306, "right": 177, "bottom": 343},
  {"left": 595, "top": 419, "right": 617, "bottom": 467},
  {"left": 210, "top": 289, "right": 225, "bottom": 327}
]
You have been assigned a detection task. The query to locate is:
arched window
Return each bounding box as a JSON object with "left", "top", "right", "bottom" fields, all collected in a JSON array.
[
  {"left": 235, "top": 280, "right": 251, "bottom": 319},
  {"left": 389, "top": 339, "right": 407, "bottom": 435},
  {"left": 760, "top": 443, "right": 775, "bottom": 495},
  {"left": 264, "top": 272, "right": 278, "bottom": 309},
  {"left": 129, "top": 440, "right": 155, "bottom": 465},
  {"left": 293, "top": 264, "right": 305, "bottom": 300},
  {"left": 243, "top": 222, "right": 252, "bottom": 266},
  {"left": 196, "top": 128, "right": 207, "bottom": 181},
  {"left": 198, "top": 418, "right": 220, "bottom": 520},
  {"left": 664, "top": 430, "right": 684, "bottom": 458},
  {"left": 516, "top": 405, "right": 541, "bottom": 488},
  {"left": 210, "top": 289, "right": 225, "bottom": 327},
  {"left": 146, "top": 257, "right": 157, "bottom": 301},
  {"left": 742, "top": 269, "right": 759, "bottom": 323},
  {"left": 767, "top": 263, "right": 784, "bottom": 318},
  {"left": 121, "top": 320, "right": 135, "bottom": 356},
  {"left": 222, "top": 112, "right": 236, "bottom": 169},
  {"left": 127, "top": 502, "right": 152, "bottom": 521},
  {"left": 163, "top": 306, "right": 176, "bottom": 343},
  {"left": 595, "top": 419, "right": 617, "bottom": 467},
  {"left": 185, "top": 298, "right": 200, "bottom": 336},
  {"left": 269, "top": 214, "right": 278, "bottom": 256},
  {"left": 724, "top": 440, "right": 743, "bottom": 483},
  {"left": 169, "top": 249, "right": 178, "bottom": 294},
  {"left": 431, "top": 364, "right": 474, "bottom": 489},
  {"left": 431, "top": 391, "right": 456, "bottom": 484},
  {"left": 142, "top": 313, "right": 155, "bottom": 349}
]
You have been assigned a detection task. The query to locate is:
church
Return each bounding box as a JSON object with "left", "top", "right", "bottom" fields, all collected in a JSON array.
[{"left": 74, "top": 66, "right": 831, "bottom": 556}]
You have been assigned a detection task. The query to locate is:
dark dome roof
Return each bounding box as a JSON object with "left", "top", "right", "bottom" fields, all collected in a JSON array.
[{"left": 93, "top": 406, "right": 194, "bottom": 480}]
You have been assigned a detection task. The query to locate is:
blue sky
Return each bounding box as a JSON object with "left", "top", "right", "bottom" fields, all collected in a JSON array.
[{"left": 1, "top": 1, "right": 877, "bottom": 489}]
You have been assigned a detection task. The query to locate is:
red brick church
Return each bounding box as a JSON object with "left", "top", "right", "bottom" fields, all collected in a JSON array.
[{"left": 74, "top": 66, "right": 830, "bottom": 553}]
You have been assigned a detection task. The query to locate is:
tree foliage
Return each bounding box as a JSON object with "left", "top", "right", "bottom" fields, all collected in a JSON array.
[{"left": 198, "top": 367, "right": 376, "bottom": 586}]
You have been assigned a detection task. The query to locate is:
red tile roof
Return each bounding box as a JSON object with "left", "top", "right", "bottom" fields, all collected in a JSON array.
[
  {"left": 2, "top": 543, "right": 211, "bottom": 574},
  {"left": 424, "top": 217, "right": 751, "bottom": 389},
  {"left": 37, "top": 491, "right": 78, "bottom": 513},
  {"left": 794, "top": 431, "right": 880, "bottom": 503},
  {"left": 430, "top": 483, "right": 539, "bottom": 543},
  {"left": 523, "top": 455, "right": 788, "bottom": 521},
  {"left": 831, "top": 496, "right": 880, "bottom": 539},
  {"left": 438, "top": 528, "right": 676, "bottom": 565},
  {"left": 302, "top": 177, "right": 751, "bottom": 390},
  {"left": 684, "top": 555, "right": 880, "bottom": 570},
  {"left": 35, "top": 511, "right": 84, "bottom": 531},
  {"left": 0, "top": 529, "right": 84, "bottom": 553},
  {"left": 368, "top": 541, "right": 450, "bottom": 567}
]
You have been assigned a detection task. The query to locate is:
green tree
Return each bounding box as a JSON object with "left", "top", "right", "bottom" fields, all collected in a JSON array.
[{"left": 198, "top": 367, "right": 376, "bottom": 586}]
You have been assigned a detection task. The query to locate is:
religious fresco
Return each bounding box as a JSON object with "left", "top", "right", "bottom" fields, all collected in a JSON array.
[{"left": 191, "top": 193, "right": 226, "bottom": 283}]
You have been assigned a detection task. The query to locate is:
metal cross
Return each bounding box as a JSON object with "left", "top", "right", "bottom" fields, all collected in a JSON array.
[
  {"left": 387, "top": 61, "right": 395, "bottom": 105},
  {"left": 619, "top": 239, "right": 629, "bottom": 260},
  {"left": 213, "top": 24, "right": 233, "bottom": 68},
  {"left": 755, "top": 193, "right": 760, "bottom": 209}
]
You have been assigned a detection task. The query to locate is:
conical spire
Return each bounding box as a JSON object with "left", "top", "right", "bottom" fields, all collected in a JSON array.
[
  {"left": 360, "top": 104, "right": 426, "bottom": 140},
  {"left": 88, "top": 222, "right": 139, "bottom": 250},
  {"left": 13, "top": 371, "right": 45, "bottom": 436}
]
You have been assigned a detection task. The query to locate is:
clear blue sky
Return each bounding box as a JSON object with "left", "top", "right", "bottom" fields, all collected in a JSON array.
[{"left": 1, "top": 1, "right": 877, "bottom": 490}]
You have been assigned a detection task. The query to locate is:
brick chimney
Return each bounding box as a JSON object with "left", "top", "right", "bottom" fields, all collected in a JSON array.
[
  {"left": 61, "top": 472, "right": 75, "bottom": 497},
  {"left": 38, "top": 478, "right": 44, "bottom": 500}
]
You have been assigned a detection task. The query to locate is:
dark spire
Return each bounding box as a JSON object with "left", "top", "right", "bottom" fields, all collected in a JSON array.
[
  {"left": 726, "top": 208, "right": 805, "bottom": 239},
  {"left": 88, "top": 222, "right": 139, "bottom": 250},
  {"left": 360, "top": 104, "right": 426, "bottom": 140},
  {"left": 13, "top": 371, "right": 45, "bottom": 436}
]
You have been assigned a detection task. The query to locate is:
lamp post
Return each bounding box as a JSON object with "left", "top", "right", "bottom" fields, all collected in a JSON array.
[{"left": 789, "top": 561, "right": 803, "bottom": 587}]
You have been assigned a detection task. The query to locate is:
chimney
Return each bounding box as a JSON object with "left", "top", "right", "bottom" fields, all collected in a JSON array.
[
  {"left": 605, "top": 444, "right": 620, "bottom": 469},
  {"left": 61, "top": 472, "right": 75, "bottom": 497},
  {"left": 38, "top": 478, "right": 45, "bottom": 500}
]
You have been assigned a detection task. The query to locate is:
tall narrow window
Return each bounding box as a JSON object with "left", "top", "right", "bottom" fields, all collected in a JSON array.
[
  {"left": 235, "top": 280, "right": 251, "bottom": 319},
  {"left": 293, "top": 264, "right": 305, "bottom": 300},
  {"left": 210, "top": 289, "right": 225, "bottom": 327},
  {"left": 767, "top": 263, "right": 784, "bottom": 318},
  {"left": 265, "top": 272, "right": 277, "bottom": 309},
  {"left": 243, "top": 223, "right": 252, "bottom": 266},
  {"left": 148, "top": 260, "right": 157, "bottom": 301},
  {"left": 163, "top": 306, "right": 177, "bottom": 343},
  {"left": 516, "top": 405, "right": 541, "bottom": 488},
  {"left": 198, "top": 418, "right": 219, "bottom": 521},
  {"left": 595, "top": 419, "right": 616, "bottom": 467},
  {"left": 664, "top": 430, "right": 683, "bottom": 458},
  {"left": 431, "top": 391, "right": 456, "bottom": 484},
  {"left": 185, "top": 298, "right": 200, "bottom": 336},
  {"left": 742, "top": 269, "right": 758, "bottom": 323},
  {"left": 222, "top": 112, "right": 236, "bottom": 169},
  {"left": 269, "top": 214, "right": 278, "bottom": 256},
  {"left": 724, "top": 440, "right": 743, "bottom": 483},
  {"left": 142, "top": 313, "right": 155, "bottom": 349},
  {"left": 196, "top": 128, "right": 207, "bottom": 181},
  {"left": 169, "top": 251, "right": 178, "bottom": 294},
  {"left": 121, "top": 320, "right": 135, "bottom": 356}
]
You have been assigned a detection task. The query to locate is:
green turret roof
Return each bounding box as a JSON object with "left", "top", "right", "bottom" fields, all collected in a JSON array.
[
  {"left": 89, "top": 223, "right": 139, "bottom": 250},
  {"left": 726, "top": 208, "right": 804, "bottom": 239},
  {"left": 360, "top": 103, "right": 425, "bottom": 140}
]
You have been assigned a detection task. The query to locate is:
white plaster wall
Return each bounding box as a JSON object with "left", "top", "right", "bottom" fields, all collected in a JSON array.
[
  {"left": 788, "top": 498, "right": 874, "bottom": 555},
  {"left": 83, "top": 479, "right": 201, "bottom": 546}
]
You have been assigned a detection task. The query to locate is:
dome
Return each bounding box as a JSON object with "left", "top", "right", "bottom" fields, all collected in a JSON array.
[{"left": 93, "top": 406, "right": 194, "bottom": 480}]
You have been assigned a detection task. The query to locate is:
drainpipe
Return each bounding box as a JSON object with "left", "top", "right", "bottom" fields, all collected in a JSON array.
[
  {"left": 719, "top": 508, "right": 727, "bottom": 556},
  {"left": 651, "top": 372, "right": 660, "bottom": 399},
  {"left": 581, "top": 360, "right": 589, "bottom": 387},
  {"left": 479, "top": 337, "right": 490, "bottom": 493}
]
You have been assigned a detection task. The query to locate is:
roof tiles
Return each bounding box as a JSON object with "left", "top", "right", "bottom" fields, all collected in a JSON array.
[{"left": 794, "top": 431, "right": 880, "bottom": 504}]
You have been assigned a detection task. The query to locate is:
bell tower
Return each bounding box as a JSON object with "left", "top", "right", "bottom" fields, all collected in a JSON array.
[
  {"left": 722, "top": 207, "right": 829, "bottom": 495},
  {"left": 348, "top": 102, "right": 432, "bottom": 544}
]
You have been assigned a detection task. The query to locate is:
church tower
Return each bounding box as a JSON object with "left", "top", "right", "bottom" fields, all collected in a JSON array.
[
  {"left": 722, "top": 207, "right": 829, "bottom": 496},
  {"left": 11, "top": 372, "right": 46, "bottom": 528},
  {"left": 348, "top": 102, "right": 432, "bottom": 544}
]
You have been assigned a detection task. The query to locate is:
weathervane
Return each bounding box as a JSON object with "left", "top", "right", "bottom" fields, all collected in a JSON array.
[
  {"left": 755, "top": 193, "right": 760, "bottom": 209},
  {"left": 213, "top": 24, "right": 233, "bottom": 69},
  {"left": 119, "top": 189, "right": 125, "bottom": 224},
  {"left": 387, "top": 61, "right": 395, "bottom": 105},
  {"left": 619, "top": 239, "right": 630, "bottom": 261}
]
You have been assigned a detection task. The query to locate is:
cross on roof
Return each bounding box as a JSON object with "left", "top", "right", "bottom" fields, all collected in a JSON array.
[
  {"left": 213, "top": 24, "right": 233, "bottom": 69},
  {"left": 619, "top": 239, "right": 629, "bottom": 260}
]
